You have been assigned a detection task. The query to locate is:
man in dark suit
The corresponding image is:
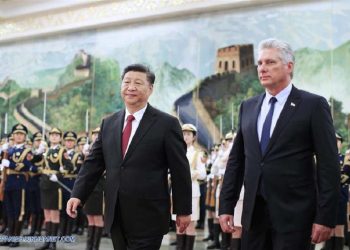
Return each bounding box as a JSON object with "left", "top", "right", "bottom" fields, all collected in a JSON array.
[
  {"left": 67, "top": 64, "right": 192, "bottom": 249},
  {"left": 219, "top": 38, "right": 340, "bottom": 250}
]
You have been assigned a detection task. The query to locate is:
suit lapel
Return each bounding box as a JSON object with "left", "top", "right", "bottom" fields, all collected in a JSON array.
[
  {"left": 111, "top": 111, "right": 125, "bottom": 164},
  {"left": 252, "top": 94, "right": 266, "bottom": 157},
  {"left": 122, "top": 104, "right": 157, "bottom": 162},
  {"left": 263, "top": 86, "right": 301, "bottom": 158}
]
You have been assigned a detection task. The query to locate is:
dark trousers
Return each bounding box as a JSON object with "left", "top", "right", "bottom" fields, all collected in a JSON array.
[
  {"left": 111, "top": 200, "right": 163, "bottom": 250},
  {"left": 242, "top": 196, "right": 312, "bottom": 250},
  {"left": 28, "top": 189, "right": 42, "bottom": 214},
  {"left": 198, "top": 182, "right": 207, "bottom": 225},
  {"left": 5, "top": 189, "right": 24, "bottom": 220}
]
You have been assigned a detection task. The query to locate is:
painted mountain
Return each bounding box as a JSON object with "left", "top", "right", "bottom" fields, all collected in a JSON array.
[{"left": 294, "top": 40, "right": 350, "bottom": 112}]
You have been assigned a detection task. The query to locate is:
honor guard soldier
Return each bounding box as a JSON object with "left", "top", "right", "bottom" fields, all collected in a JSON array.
[
  {"left": 0, "top": 124, "right": 37, "bottom": 247},
  {"left": 172, "top": 124, "right": 206, "bottom": 250},
  {"left": 25, "top": 132, "right": 46, "bottom": 236},
  {"left": 196, "top": 150, "right": 209, "bottom": 230},
  {"left": 0, "top": 137, "right": 8, "bottom": 234},
  {"left": 83, "top": 127, "right": 105, "bottom": 250},
  {"left": 206, "top": 141, "right": 225, "bottom": 249},
  {"left": 322, "top": 133, "right": 350, "bottom": 250},
  {"left": 8, "top": 133, "right": 14, "bottom": 148},
  {"left": 203, "top": 144, "right": 219, "bottom": 243},
  {"left": 206, "top": 133, "right": 234, "bottom": 250},
  {"left": 36, "top": 127, "right": 73, "bottom": 250},
  {"left": 71, "top": 136, "right": 88, "bottom": 236},
  {"left": 60, "top": 131, "right": 82, "bottom": 237},
  {"left": 77, "top": 136, "right": 89, "bottom": 161},
  {"left": 214, "top": 132, "right": 235, "bottom": 250}
]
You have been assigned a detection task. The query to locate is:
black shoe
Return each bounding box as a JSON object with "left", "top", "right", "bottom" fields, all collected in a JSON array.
[
  {"left": 203, "top": 218, "right": 214, "bottom": 241},
  {"left": 207, "top": 223, "right": 221, "bottom": 249},
  {"left": 207, "top": 242, "right": 220, "bottom": 249},
  {"left": 77, "top": 227, "right": 84, "bottom": 235},
  {"left": 195, "top": 223, "right": 204, "bottom": 229},
  {"left": 0, "top": 225, "right": 7, "bottom": 234},
  {"left": 170, "top": 240, "right": 177, "bottom": 245},
  {"left": 35, "top": 242, "right": 50, "bottom": 250},
  {"left": 102, "top": 232, "right": 109, "bottom": 237},
  {"left": 48, "top": 242, "right": 56, "bottom": 250},
  {"left": 9, "top": 242, "right": 20, "bottom": 247},
  {"left": 202, "top": 236, "right": 213, "bottom": 242}
]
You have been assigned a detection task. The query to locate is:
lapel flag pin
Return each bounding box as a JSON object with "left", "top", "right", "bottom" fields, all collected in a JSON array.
[{"left": 291, "top": 102, "right": 295, "bottom": 107}]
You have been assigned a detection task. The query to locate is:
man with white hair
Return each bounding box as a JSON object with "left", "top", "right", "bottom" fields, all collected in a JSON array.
[{"left": 219, "top": 38, "right": 340, "bottom": 250}]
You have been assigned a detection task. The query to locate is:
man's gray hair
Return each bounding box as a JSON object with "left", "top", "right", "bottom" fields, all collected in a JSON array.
[{"left": 258, "top": 38, "right": 295, "bottom": 64}]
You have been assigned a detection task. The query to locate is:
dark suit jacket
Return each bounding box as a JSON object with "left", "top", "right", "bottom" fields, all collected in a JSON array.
[
  {"left": 219, "top": 86, "right": 340, "bottom": 233},
  {"left": 71, "top": 104, "right": 192, "bottom": 237}
]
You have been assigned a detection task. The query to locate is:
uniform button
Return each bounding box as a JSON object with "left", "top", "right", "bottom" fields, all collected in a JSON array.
[{"left": 260, "top": 162, "right": 264, "bottom": 167}]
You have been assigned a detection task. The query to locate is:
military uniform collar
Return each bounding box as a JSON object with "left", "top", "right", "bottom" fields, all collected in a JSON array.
[
  {"left": 14, "top": 143, "right": 25, "bottom": 149},
  {"left": 67, "top": 149, "right": 74, "bottom": 154},
  {"left": 51, "top": 144, "right": 60, "bottom": 150}
]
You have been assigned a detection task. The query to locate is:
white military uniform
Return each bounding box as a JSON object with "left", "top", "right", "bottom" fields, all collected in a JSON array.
[
  {"left": 213, "top": 143, "right": 232, "bottom": 217},
  {"left": 213, "top": 139, "right": 244, "bottom": 226},
  {"left": 172, "top": 145, "right": 206, "bottom": 221}
]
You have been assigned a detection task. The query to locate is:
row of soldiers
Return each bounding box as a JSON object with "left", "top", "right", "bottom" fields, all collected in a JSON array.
[
  {"left": 203, "top": 131, "right": 241, "bottom": 250},
  {"left": 0, "top": 123, "right": 105, "bottom": 250},
  {"left": 169, "top": 124, "right": 236, "bottom": 250}
]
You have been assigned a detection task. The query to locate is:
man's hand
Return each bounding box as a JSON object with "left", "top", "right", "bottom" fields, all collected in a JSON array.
[
  {"left": 176, "top": 215, "right": 191, "bottom": 233},
  {"left": 219, "top": 214, "right": 235, "bottom": 233},
  {"left": 311, "top": 223, "right": 333, "bottom": 244},
  {"left": 66, "top": 198, "right": 81, "bottom": 218}
]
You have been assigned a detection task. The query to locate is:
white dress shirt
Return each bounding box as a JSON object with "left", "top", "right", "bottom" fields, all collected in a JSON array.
[
  {"left": 123, "top": 104, "right": 147, "bottom": 154},
  {"left": 257, "top": 83, "right": 292, "bottom": 141}
]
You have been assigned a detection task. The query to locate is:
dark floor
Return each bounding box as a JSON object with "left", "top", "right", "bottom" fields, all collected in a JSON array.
[{"left": 0, "top": 227, "right": 346, "bottom": 249}]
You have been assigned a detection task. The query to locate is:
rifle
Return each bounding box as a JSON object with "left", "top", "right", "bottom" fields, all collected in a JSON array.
[
  {"left": 0, "top": 114, "right": 8, "bottom": 201},
  {"left": 0, "top": 148, "right": 8, "bottom": 201}
]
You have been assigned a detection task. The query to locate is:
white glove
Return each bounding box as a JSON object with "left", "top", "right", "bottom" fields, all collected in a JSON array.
[
  {"left": 59, "top": 166, "right": 65, "bottom": 173},
  {"left": 83, "top": 143, "right": 90, "bottom": 156},
  {"left": 1, "top": 159, "right": 10, "bottom": 168},
  {"left": 2, "top": 143, "right": 9, "bottom": 151},
  {"left": 36, "top": 142, "right": 46, "bottom": 154},
  {"left": 49, "top": 174, "right": 58, "bottom": 182}
]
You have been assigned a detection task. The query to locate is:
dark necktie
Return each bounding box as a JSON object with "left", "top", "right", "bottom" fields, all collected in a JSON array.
[
  {"left": 260, "top": 97, "right": 277, "bottom": 154},
  {"left": 122, "top": 115, "right": 135, "bottom": 158}
]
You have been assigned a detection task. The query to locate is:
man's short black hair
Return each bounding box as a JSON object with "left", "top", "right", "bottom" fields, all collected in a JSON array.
[{"left": 122, "top": 64, "right": 155, "bottom": 84}]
